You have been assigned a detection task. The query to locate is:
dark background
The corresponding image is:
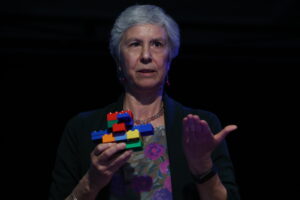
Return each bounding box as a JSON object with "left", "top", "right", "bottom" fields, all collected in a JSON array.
[{"left": 2, "top": 0, "right": 299, "bottom": 199}]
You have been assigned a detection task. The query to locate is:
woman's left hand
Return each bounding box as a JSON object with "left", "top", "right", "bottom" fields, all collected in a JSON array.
[{"left": 182, "top": 114, "right": 237, "bottom": 174}]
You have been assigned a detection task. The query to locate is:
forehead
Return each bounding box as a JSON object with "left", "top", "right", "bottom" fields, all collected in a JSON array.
[{"left": 122, "top": 24, "right": 168, "bottom": 41}]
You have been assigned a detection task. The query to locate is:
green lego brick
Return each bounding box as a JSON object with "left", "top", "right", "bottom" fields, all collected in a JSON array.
[
  {"left": 107, "top": 120, "right": 118, "bottom": 128},
  {"left": 126, "top": 140, "right": 143, "bottom": 151}
]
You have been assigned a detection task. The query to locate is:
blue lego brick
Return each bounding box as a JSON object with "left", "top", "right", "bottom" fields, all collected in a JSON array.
[
  {"left": 91, "top": 130, "right": 107, "bottom": 142},
  {"left": 125, "top": 120, "right": 133, "bottom": 129},
  {"left": 133, "top": 124, "right": 154, "bottom": 136},
  {"left": 114, "top": 132, "right": 127, "bottom": 142},
  {"left": 117, "top": 112, "right": 134, "bottom": 128},
  {"left": 117, "top": 112, "right": 132, "bottom": 122}
]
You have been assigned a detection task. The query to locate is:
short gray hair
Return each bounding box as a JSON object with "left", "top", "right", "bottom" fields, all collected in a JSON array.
[{"left": 109, "top": 5, "right": 180, "bottom": 64}]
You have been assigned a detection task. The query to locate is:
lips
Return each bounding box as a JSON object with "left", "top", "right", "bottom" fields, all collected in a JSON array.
[{"left": 137, "top": 69, "right": 156, "bottom": 73}]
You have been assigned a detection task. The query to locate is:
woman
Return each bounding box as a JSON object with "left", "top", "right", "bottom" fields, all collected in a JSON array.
[{"left": 49, "top": 5, "right": 240, "bottom": 200}]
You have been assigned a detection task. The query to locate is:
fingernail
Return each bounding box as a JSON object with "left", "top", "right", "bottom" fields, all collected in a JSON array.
[
  {"left": 118, "top": 143, "right": 126, "bottom": 148},
  {"left": 126, "top": 150, "right": 133, "bottom": 156}
]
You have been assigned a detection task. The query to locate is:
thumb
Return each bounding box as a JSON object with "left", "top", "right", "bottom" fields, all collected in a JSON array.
[{"left": 215, "top": 125, "right": 238, "bottom": 145}]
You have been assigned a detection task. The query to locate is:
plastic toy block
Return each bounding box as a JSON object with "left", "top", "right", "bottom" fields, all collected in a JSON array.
[
  {"left": 126, "top": 140, "right": 143, "bottom": 151},
  {"left": 91, "top": 110, "right": 154, "bottom": 151},
  {"left": 117, "top": 112, "right": 132, "bottom": 122},
  {"left": 91, "top": 134, "right": 102, "bottom": 144},
  {"left": 107, "top": 112, "right": 118, "bottom": 121},
  {"left": 91, "top": 130, "right": 107, "bottom": 142},
  {"left": 107, "top": 120, "right": 118, "bottom": 128},
  {"left": 112, "top": 123, "right": 126, "bottom": 132},
  {"left": 102, "top": 133, "right": 115, "bottom": 143},
  {"left": 117, "top": 112, "right": 133, "bottom": 128},
  {"left": 120, "top": 110, "right": 133, "bottom": 118},
  {"left": 125, "top": 120, "right": 134, "bottom": 129},
  {"left": 126, "top": 129, "right": 141, "bottom": 141},
  {"left": 133, "top": 124, "right": 154, "bottom": 136},
  {"left": 114, "top": 132, "right": 127, "bottom": 142},
  {"left": 117, "top": 110, "right": 133, "bottom": 120}
]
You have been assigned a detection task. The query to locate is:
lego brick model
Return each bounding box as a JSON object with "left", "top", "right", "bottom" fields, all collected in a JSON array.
[{"left": 91, "top": 110, "right": 154, "bottom": 151}]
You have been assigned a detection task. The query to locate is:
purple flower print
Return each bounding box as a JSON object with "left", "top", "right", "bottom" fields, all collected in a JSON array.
[
  {"left": 164, "top": 176, "right": 172, "bottom": 192},
  {"left": 159, "top": 159, "right": 169, "bottom": 174},
  {"left": 144, "top": 143, "right": 165, "bottom": 160},
  {"left": 152, "top": 188, "right": 173, "bottom": 200},
  {"left": 131, "top": 175, "right": 153, "bottom": 192}
]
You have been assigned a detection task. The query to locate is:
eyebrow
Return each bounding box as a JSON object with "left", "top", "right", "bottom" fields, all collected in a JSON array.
[
  {"left": 125, "top": 38, "right": 142, "bottom": 44},
  {"left": 125, "top": 37, "right": 167, "bottom": 43}
]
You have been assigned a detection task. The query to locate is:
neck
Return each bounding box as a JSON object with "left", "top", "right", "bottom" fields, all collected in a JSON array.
[{"left": 123, "top": 89, "right": 163, "bottom": 123}]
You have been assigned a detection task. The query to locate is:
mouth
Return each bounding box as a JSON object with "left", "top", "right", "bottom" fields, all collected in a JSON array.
[{"left": 137, "top": 69, "right": 156, "bottom": 73}]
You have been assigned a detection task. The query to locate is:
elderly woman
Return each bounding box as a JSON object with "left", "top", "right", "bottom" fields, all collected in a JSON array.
[{"left": 49, "top": 5, "right": 240, "bottom": 200}]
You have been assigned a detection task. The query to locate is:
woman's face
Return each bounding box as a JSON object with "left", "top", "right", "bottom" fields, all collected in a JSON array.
[{"left": 119, "top": 24, "right": 170, "bottom": 91}]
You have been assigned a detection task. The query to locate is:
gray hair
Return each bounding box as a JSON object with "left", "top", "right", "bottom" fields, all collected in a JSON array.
[{"left": 109, "top": 5, "right": 180, "bottom": 64}]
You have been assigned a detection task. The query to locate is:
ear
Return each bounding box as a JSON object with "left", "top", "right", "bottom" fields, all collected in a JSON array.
[
  {"left": 117, "top": 65, "right": 126, "bottom": 82},
  {"left": 113, "top": 56, "right": 120, "bottom": 66},
  {"left": 117, "top": 65, "right": 122, "bottom": 75},
  {"left": 117, "top": 65, "right": 122, "bottom": 72},
  {"left": 166, "top": 60, "right": 172, "bottom": 72}
]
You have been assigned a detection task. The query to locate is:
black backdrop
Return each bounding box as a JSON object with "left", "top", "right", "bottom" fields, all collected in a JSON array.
[{"left": 2, "top": 0, "right": 299, "bottom": 199}]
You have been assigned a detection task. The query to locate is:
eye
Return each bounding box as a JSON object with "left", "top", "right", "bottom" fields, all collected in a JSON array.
[
  {"left": 153, "top": 41, "right": 163, "bottom": 47},
  {"left": 129, "top": 42, "right": 140, "bottom": 47}
]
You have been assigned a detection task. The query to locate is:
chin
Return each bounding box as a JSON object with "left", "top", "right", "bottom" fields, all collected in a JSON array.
[{"left": 136, "top": 81, "right": 163, "bottom": 91}]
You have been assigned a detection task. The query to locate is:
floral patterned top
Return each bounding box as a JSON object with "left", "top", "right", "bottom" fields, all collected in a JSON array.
[{"left": 109, "top": 126, "right": 173, "bottom": 200}]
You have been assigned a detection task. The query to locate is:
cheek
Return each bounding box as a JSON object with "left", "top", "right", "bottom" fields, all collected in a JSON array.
[
  {"left": 158, "top": 54, "right": 171, "bottom": 71},
  {"left": 124, "top": 52, "right": 140, "bottom": 67}
]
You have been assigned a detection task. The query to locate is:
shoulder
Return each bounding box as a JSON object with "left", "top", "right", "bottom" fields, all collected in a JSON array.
[
  {"left": 164, "top": 95, "right": 222, "bottom": 133},
  {"left": 165, "top": 94, "right": 219, "bottom": 120},
  {"left": 183, "top": 104, "right": 222, "bottom": 133},
  {"left": 67, "top": 101, "right": 121, "bottom": 131}
]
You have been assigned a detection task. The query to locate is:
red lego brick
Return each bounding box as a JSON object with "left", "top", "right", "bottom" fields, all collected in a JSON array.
[
  {"left": 112, "top": 123, "right": 126, "bottom": 133},
  {"left": 107, "top": 112, "right": 118, "bottom": 121}
]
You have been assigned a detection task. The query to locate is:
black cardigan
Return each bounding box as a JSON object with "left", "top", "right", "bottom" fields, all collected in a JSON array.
[{"left": 49, "top": 94, "right": 240, "bottom": 200}]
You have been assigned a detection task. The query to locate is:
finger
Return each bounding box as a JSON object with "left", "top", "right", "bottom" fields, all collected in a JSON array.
[
  {"left": 182, "top": 116, "right": 190, "bottom": 143},
  {"left": 192, "top": 116, "right": 202, "bottom": 139},
  {"left": 109, "top": 150, "right": 133, "bottom": 173},
  {"left": 192, "top": 118, "right": 215, "bottom": 147},
  {"left": 215, "top": 125, "right": 238, "bottom": 144},
  {"left": 193, "top": 115, "right": 202, "bottom": 132},
  {"left": 190, "top": 115, "right": 201, "bottom": 138},
  {"left": 182, "top": 116, "right": 189, "bottom": 133},
  {"left": 199, "top": 119, "right": 213, "bottom": 136},
  {"left": 93, "top": 143, "right": 114, "bottom": 156},
  {"left": 99, "top": 143, "right": 126, "bottom": 162},
  {"left": 189, "top": 114, "right": 196, "bottom": 133},
  {"left": 183, "top": 114, "right": 198, "bottom": 140}
]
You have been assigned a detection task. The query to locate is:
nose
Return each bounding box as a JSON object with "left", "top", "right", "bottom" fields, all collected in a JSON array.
[{"left": 140, "top": 46, "right": 152, "bottom": 64}]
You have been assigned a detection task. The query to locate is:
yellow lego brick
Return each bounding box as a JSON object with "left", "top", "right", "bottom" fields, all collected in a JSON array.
[{"left": 126, "top": 129, "right": 141, "bottom": 140}]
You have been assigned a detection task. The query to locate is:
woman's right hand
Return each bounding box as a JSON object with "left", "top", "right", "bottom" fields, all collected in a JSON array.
[
  {"left": 89, "top": 142, "right": 133, "bottom": 191},
  {"left": 71, "top": 143, "right": 132, "bottom": 199}
]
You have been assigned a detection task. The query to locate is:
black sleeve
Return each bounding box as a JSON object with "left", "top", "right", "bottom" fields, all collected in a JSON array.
[
  {"left": 207, "top": 112, "right": 240, "bottom": 200},
  {"left": 49, "top": 116, "right": 83, "bottom": 200}
]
